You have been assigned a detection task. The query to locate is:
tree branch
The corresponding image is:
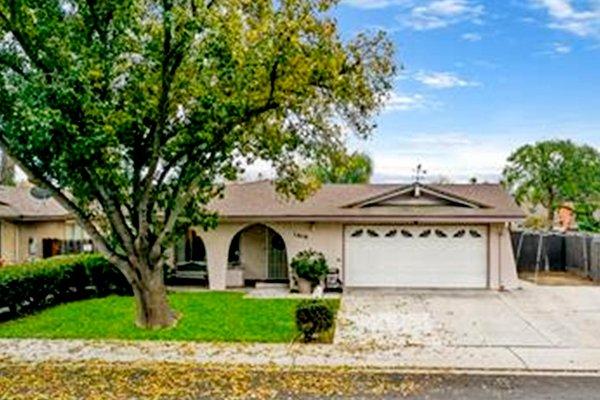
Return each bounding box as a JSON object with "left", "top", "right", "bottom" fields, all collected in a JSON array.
[
  {"left": 84, "top": 0, "right": 108, "bottom": 43},
  {"left": 0, "top": 53, "right": 27, "bottom": 78},
  {"left": 137, "top": 0, "right": 189, "bottom": 243},
  {"left": 0, "top": 137, "right": 132, "bottom": 275}
]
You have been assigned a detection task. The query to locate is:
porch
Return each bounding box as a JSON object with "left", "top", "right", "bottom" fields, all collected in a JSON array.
[{"left": 170, "top": 224, "right": 290, "bottom": 288}]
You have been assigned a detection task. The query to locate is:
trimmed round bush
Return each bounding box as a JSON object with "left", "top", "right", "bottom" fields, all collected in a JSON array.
[
  {"left": 291, "top": 249, "right": 329, "bottom": 285},
  {"left": 295, "top": 299, "right": 334, "bottom": 342}
]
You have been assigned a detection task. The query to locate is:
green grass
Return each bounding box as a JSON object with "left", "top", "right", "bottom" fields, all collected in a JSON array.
[{"left": 0, "top": 292, "right": 339, "bottom": 343}]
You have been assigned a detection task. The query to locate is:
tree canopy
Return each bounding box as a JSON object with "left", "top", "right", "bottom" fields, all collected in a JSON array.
[
  {"left": 503, "top": 140, "right": 600, "bottom": 229},
  {"left": 309, "top": 150, "right": 373, "bottom": 184},
  {"left": 0, "top": 0, "right": 395, "bottom": 327}
]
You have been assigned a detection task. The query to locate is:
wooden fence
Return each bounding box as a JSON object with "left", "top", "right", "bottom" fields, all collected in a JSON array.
[{"left": 511, "top": 230, "right": 600, "bottom": 282}]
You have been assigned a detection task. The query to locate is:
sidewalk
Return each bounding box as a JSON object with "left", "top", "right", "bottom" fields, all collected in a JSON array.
[{"left": 2, "top": 338, "right": 600, "bottom": 375}]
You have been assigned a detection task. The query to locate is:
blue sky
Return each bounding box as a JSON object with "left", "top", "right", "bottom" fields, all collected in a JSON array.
[{"left": 328, "top": 0, "right": 600, "bottom": 183}]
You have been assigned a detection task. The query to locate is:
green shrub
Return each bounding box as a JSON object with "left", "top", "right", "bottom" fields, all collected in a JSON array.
[
  {"left": 0, "top": 254, "right": 130, "bottom": 318},
  {"left": 291, "top": 250, "right": 329, "bottom": 285},
  {"left": 295, "top": 299, "right": 334, "bottom": 342}
]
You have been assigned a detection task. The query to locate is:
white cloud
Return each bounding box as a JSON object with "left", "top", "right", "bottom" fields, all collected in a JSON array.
[
  {"left": 399, "top": 132, "right": 473, "bottom": 146},
  {"left": 413, "top": 71, "right": 479, "bottom": 89},
  {"left": 398, "top": 0, "right": 484, "bottom": 31},
  {"left": 533, "top": 0, "right": 600, "bottom": 38},
  {"left": 461, "top": 32, "right": 482, "bottom": 41},
  {"left": 552, "top": 41, "right": 572, "bottom": 53},
  {"left": 384, "top": 92, "right": 429, "bottom": 112},
  {"left": 371, "top": 133, "right": 511, "bottom": 183}
]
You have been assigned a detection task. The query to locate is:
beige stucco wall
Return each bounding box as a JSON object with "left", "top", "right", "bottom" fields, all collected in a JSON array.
[
  {"left": 194, "top": 221, "right": 343, "bottom": 290},
  {"left": 0, "top": 219, "right": 76, "bottom": 264},
  {"left": 498, "top": 225, "right": 520, "bottom": 289},
  {"left": 488, "top": 223, "right": 520, "bottom": 290},
  {"left": 19, "top": 221, "right": 69, "bottom": 260},
  {"left": 0, "top": 220, "right": 18, "bottom": 264},
  {"left": 195, "top": 221, "right": 519, "bottom": 291}
]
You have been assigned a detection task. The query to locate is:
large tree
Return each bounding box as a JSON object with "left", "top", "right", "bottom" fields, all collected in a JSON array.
[
  {"left": 503, "top": 140, "right": 600, "bottom": 228},
  {"left": 0, "top": 0, "right": 394, "bottom": 327},
  {"left": 309, "top": 150, "right": 373, "bottom": 184}
]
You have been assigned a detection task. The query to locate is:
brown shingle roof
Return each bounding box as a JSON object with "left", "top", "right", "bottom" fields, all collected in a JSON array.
[
  {"left": 0, "top": 185, "right": 71, "bottom": 221},
  {"left": 209, "top": 180, "right": 525, "bottom": 222}
]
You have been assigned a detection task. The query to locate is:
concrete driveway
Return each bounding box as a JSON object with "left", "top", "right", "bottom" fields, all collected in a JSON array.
[{"left": 335, "top": 281, "right": 600, "bottom": 359}]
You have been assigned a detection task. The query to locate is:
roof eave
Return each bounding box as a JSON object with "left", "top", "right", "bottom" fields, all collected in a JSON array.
[
  {"left": 341, "top": 183, "right": 494, "bottom": 209},
  {"left": 1, "top": 214, "right": 73, "bottom": 222},
  {"left": 218, "top": 214, "right": 525, "bottom": 223}
]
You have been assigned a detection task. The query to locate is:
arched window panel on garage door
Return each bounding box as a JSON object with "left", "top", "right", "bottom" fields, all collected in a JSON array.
[
  {"left": 469, "top": 229, "right": 483, "bottom": 238},
  {"left": 419, "top": 229, "right": 432, "bottom": 238},
  {"left": 366, "top": 229, "right": 379, "bottom": 237},
  {"left": 434, "top": 229, "right": 448, "bottom": 238},
  {"left": 350, "top": 229, "right": 364, "bottom": 238},
  {"left": 385, "top": 229, "right": 398, "bottom": 238}
]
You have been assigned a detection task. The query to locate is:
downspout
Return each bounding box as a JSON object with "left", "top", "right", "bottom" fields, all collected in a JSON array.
[
  {"left": 486, "top": 224, "right": 491, "bottom": 289},
  {"left": 498, "top": 224, "right": 503, "bottom": 291},
  {"left": 265, "top": 227, "right": 269, "bottom": 280},
  {"left": 15, "top": 223, "right": 19, "bottom": 263}
]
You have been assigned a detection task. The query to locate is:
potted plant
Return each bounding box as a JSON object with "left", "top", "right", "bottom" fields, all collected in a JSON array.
[{"left": 291, "top": 250, "right": 329, "bottom": 294}]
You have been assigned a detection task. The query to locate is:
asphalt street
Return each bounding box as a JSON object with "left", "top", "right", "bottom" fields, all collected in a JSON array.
[{"left": 392, "top": 375, "right": 600, "bottom": 400}]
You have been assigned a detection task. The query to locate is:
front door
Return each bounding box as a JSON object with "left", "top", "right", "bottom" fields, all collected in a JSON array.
[{"left": 267, "top": 231, "right": 288, "bottom": 279}]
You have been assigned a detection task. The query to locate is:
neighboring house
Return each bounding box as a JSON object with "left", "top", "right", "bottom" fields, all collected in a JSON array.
[
  {"left": 0, "top": 184, "right": 89, "bottom": 264},
  {"left": 520, "top": 202, "right": 581, "bottom": 231},
  {"left": 557, "top": 202, "right": 576, "bottom": 232},
  {"left": 185, "top": 180, "right": 524, "bottom": 291}
]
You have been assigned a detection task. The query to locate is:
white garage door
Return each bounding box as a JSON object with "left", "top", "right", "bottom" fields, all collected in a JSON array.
[{"left": 345, "top": 225, "right": 488, "bottom": 288}]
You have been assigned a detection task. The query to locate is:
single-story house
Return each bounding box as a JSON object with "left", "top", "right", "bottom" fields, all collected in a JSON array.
[
  {"left": 0, "top": 184, "right": 90, "bottom": 264},
  {"left": 186, "top": 180, "right": 524, "bottom": 291}
]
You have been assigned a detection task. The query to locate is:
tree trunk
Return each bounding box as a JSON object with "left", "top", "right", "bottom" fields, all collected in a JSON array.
[
  {"left": 546, "top": 205, "right": 555, "bottom": 230},
  {"left": 0, "top": 153, "right": 15, "bottom": 186},
  {"left": 131, "top": 269, "right": 177, "bottom": 329}
]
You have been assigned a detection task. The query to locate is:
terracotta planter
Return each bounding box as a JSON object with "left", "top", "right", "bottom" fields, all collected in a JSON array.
[{"left": 297, "top": 277, "right": 313, "bottom": 294}]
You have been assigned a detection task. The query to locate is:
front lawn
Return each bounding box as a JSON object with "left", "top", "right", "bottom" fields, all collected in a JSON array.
[{"left": 0, "top": 292, "right": 339, "bottom": 343}]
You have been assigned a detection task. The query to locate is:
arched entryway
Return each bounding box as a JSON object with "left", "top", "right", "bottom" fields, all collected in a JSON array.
[
  {"left": 172, "top": 229, "right": 208, "bottom": 283},
  {"left": 227, "top": 224, "right": 289, "bottom": 286}
]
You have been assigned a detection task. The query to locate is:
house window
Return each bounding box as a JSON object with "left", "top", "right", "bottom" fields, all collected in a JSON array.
[
  {"left": 366, "top": 229, "right": 379, "bottom": 238},
  {"left": 419, "top": 229, "right": 431, "bottom": 238},
  {"left": 228, "top": 232, "right": 241, "bottom": 264},
  {"left": 185, "top": 230, "right": 206, "bottom": 262},
  {"left": 28, "top": 238, "right": 37, "bottom": 256},
  {"left": 271, "top": 233, "right": 286, "bottom": 251},
  {"left": 434, "top": 229, "right": 447, "bottom": 238},
  {"left": 350, "top": 229, "right": 364, "bottom": 238}
]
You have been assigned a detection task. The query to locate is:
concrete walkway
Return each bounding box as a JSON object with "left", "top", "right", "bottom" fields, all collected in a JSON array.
[
  {"left": 0, "top": 339, "right": 600, "bottom": 376},
  {"left": 1, "top": 337, "right": 600, "bottom": 374}
]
